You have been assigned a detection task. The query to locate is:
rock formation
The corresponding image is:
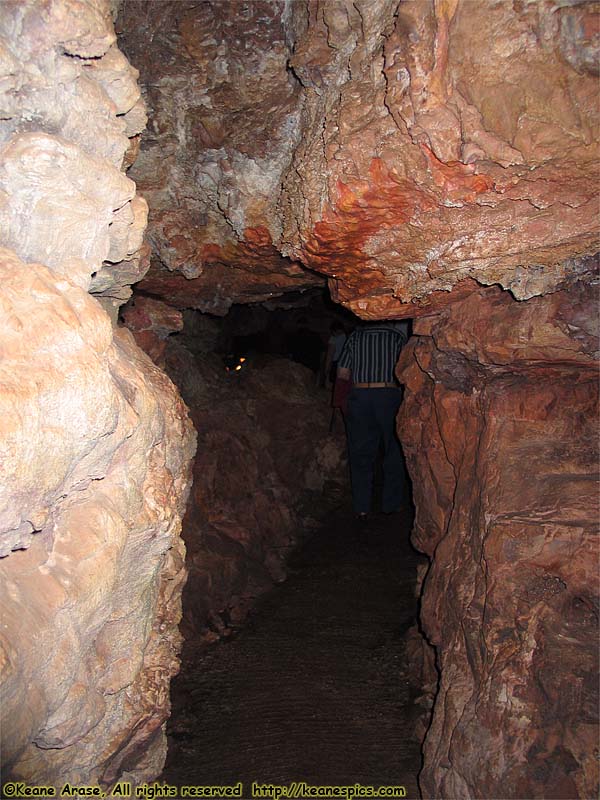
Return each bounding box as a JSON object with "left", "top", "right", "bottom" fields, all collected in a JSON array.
[
  {"left": 0, "top": 0, "right": 195, "bottom": 789},
  {"left": 279, "top": 0, "right": 598, "bottom": 319},
  {"left": 2, "top": 0, "right": 598, "bottom": 796},
  {"left": 115, "top": 0, "right": 598, "bottom": 797},
  {"left": 398, "top": 278, "right": 599, "bottom": 799},
  {"left": 280, "top": 3, "right": 599, "bottom": 795},
  {"left": 119, "top": 0, "right": 598, "bottom": 319},
  {"left": 116, "top": 0, "right": 323, "bottom": 314},
  {"left": 124, "top": 296, "right": 348, "bottom": 642}
]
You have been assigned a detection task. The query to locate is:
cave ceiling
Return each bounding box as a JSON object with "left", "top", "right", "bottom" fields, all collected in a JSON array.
[{"left": 117, "top": 0, "right": 599, "bottom": 318}]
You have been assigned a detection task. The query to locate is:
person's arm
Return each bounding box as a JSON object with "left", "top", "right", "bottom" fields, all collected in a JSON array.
[
  {"left": 336, "top": 332, "right": 354, "bottom": 382},
  {"left": 334, "top": 334, "right": 354, "bottom": 413}
]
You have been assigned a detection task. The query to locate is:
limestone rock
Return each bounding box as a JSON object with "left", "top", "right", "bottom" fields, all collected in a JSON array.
[
  {"left": 115, "top": 0, "right": 598, "bottom": 319},
  {"left": 279, "top": 0, "right": 599, "bottom": 318},
  {"left": 121, "top": 294, "right": 184, "bottom": 363},
  {"left": 0, "top": 131, "right": 135, "bottom": 290},
  {"left": 0, "top": 250, "right": 196, "bottom": 787},
  {"left": 129, "top": 330, "right": 348, "bottom": 642},
  {"left": 0, "top": 0, "right": 196, "bottom": 788},
  {"left": 0, "top": 0, "right": 147, "bottom": 310},
  {"left": 397, "top": 277, "right": 599, "bottom": 800},
  {"left": 116, "top": 0, "right": 323, "bottom": 314},
  {"left": 111, "top": 3, "right": 600, "bottom": 795}
]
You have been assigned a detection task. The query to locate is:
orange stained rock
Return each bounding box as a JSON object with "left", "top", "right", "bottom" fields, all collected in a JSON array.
[
  {"left": 242, "top": 225, "right": 274, "bottom": 250},
  {"left": 304, "top": 153, "right": 495, "bottom": 276},
  {"left": 201, "top": 243, "right": 222, "bottom": 261},
  {"left": 420, "top": 144, "right": 495, "bottom": 201},
  {"left": 304, "top": 157, "right": 436, "bottom": 273},
  {"left": 200, "top": 228, "right": 280, "bottom": 269}
]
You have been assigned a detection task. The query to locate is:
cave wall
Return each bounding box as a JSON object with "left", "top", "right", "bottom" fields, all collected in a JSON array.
[
  {"left": 282, "top": 4, "right": 599, "bottom": 796},
  {"left": 398, "top": 279, "right": 599, "bottom": 799},
  {"left": 279, "top": 0, "right": 599, "bottom": 317},
  {"left": 116, "top": 0, "right": 323, "bottom": 313},
  {"left": 113, "top": 1, "right": 599, "bottom": 798},
  {"left": 3, "top": 0, "right": 595, "bottom": 794},
  {"left": 0, "top": 0, "right": 195, "bottom": 787},
  {"left": 123, "top": 296, "right": 348, "bottom": 642},
  {"left": 118, "top": 0, "right": 598, "bottom": 317}
]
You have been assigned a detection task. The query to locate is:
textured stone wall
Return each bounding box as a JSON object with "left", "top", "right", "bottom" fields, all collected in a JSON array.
[
  {"left": 397, "top": 277, "right": 599, "bottom": 799},
  {"left": 279, "top": 0, "right": 599, "bottom": 318},
  {"left": 114, "top": 0, "right": 599, "bottom": 312},
  {"left": 0, "top": 0, "right": 195, "bottom": 788},
  {"left": 277, "top": 4, "right": 599, "bottom": 796},
  {"left": 7, "top": 0, "right": 595, "bottom": 795},
  {"left": 168, "top": 342, "right": 348, "bottom": 642},
  {"left": 117, "top": 0, "right": 598, "bottom": 320},
  {"left": 124, "top": 297, "right": 348, "bottom": 642},
  {"left": 111, "top": 0, "right": 600, "bottom": 795},
  {"left": 116, "top": 0, "right": 323, "bottom": 314}
]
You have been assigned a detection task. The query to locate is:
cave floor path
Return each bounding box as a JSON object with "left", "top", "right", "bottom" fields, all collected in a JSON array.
[{"left": 163, "top": 508, "right": 425, "bottom": 799}]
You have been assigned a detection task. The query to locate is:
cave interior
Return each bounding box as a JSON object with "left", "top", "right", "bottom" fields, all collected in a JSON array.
[{"left": 0, "top": 1, "right": 598, "bottom": 799}]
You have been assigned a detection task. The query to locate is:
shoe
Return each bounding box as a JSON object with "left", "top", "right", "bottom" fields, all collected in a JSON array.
[{"left": 355, "top": 512, "right": 369, "bottom": 524}]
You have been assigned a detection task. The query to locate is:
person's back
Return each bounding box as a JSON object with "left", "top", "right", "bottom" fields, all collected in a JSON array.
[
  {"left": 337, "top": 322, "right": 409, "bottom": 519},
  {"left": 339, "top": 324, "right": 406, "bottom": 385}
]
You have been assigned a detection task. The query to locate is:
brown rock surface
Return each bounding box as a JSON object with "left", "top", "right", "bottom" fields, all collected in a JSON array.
[
  {"left": 3, "top": 0, "right": 596, "bottom": 794},
  {"left": 112, "top": 3, "right": 599, "bottom": 794},
  {"left": 279, "top": 0, "right": 599, "bottom": 318},
  {"left": 128, "top": 323, "right": 348, "bottom": 641},
  {"left": 0, "top": 0, "right": 195, "bottom": 788},
  {"left": 115, "top": 1, "right": 598, "bottom": 320},
  {"left": 116, "top": 0, "right": 323, "bottom": 314},
  {"left": 121, "top": 294, "right": 184, "bottom": 364},
  {"left": 397, "top": 277, "right": 599, "bottom": 799}
]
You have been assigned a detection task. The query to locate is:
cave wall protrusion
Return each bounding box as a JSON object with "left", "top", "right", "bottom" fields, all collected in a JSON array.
[
  {"left": 278, "top": 0, "right": 599, "bottom": 317},
  {"left": 117, "top": 0, "right": 598, "bottom": 319},
  {"left": 0, "top": 0, "right": 151, "bottom": 319},
  {"left": 116, "top": 0, "right": 323, "bottom": 314},
  {"left": 0, "top": 0, "right": 195, "bottom": 787},
  {"left": 397, "top": 277, "right": 599, "bottom": 799}
]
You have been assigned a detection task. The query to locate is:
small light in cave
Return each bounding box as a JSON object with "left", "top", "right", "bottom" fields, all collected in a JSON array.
[{"left": 225, "top": 354, "right": 248, "bottom": 374}]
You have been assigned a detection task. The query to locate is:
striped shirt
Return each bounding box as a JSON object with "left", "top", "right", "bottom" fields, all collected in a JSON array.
[{"left": 338, "top": 325, "right": 406, "bottom": 384}]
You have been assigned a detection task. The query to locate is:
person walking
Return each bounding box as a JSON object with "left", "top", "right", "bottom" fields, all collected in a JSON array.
[{"left": 337, "top": 322, "right": 409, "bottom": 521}]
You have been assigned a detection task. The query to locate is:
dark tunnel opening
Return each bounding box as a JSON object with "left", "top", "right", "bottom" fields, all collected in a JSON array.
[
  {"left": 155, "top": 288, "right": 417, "bottom": 525},
  {"left": 207, "top": 290, "right": 360, "bottom": 375}
]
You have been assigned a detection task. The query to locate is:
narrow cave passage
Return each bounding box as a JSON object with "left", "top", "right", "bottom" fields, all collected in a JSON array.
[
  {"left": 2, "top": 0, "right": 598, "bottom": 795},
  {"left": 164, "top": 507, "right": 426, "bottom": 797},
  {"left": 125, "top": 291, "right": 428, "bottom": 795}
]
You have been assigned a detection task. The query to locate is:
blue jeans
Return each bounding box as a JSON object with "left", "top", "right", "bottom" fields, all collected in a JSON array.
[{"left": 345, "top": 387, "right": 408, "bottom": 514}]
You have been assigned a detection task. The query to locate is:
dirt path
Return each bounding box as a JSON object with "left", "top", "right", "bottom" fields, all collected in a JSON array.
[{"left": 163, "top": 508, "right": 425, "bottom": 799}]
